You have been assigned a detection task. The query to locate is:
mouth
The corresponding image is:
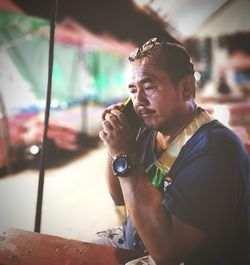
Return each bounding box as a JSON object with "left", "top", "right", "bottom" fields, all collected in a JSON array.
[{"left": 138, "top": 108, "right": 156, "bottom": 118}]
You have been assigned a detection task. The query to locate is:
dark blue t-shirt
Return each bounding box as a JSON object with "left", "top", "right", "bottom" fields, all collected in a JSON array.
[{"left": 123, "top": 120, "right": 250, "bottom": 265}]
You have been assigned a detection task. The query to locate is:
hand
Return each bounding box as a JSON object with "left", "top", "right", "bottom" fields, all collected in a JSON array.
[
  {"left": 101, "top": 102, "right": 125, "bottom": 121},
  {"left": 99, "top": 105, "right": 137, "bottom": 158}
]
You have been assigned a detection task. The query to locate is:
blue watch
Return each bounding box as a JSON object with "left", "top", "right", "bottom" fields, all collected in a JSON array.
[{"left": 112, "top": 154, "right": 138, "bottom": 177}]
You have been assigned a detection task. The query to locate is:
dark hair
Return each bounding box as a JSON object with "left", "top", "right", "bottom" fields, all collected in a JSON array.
[{"left": 129, "top": 38, "right": 195, "bottom": 86}]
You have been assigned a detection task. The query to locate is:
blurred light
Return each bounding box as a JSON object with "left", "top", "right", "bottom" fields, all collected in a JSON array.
[
  {"left": 60, "top": 101, "right": 68, "bottom": 110},
  {"left": 0, "top": 112, "right": 3, "bottom": 119},
  {"left": 30, "top": 145, "right": 39, "bottom": 155},
  {"left": 125, "top": 63, "right": 133, "bottom": 82},
  {"left": 213, "top": 104, "right": 230, "bottom": 126},
  {"left": 51, "top": 99, "right": 59, "bottom": 108},
  {"left": 194, "top": 71, "right": 201, "bottom": 82}
]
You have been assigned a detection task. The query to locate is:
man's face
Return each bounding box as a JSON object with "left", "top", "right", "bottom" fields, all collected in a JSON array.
[{"left": 128, "top": 58, "right": 185, "bottom": 133}]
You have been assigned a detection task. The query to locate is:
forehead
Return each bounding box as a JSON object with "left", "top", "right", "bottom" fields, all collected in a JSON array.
[{"left": 128, "top": 58, "right": 170, "bottom": 84}]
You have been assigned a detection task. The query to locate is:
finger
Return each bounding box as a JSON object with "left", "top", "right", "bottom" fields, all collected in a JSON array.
[
  {"left": 102, "top": 103, "right": 125, "bottom": 120},
  {"left": 99, "top": 130, "right": 106, "bottom": 141},
  {"left": 115, "top": 102, "right": 125, "bottom": 111},
  {"left": 107, "top": 102, "right": 124, "bottom": 111},
  {"left": 110, "top": 109, "right": 128, "bottom": 126},
  {"left": 102, "top": 110, "right": 108, "bottom": 121},
  {"left": 102, "top": 109, "right": 112, "bottom": 120},
  {"left": 104, "top": 113, "right": 120, "bottom": 129},
  {"left": 102, "top": 119, "right": 113, "bottom": 133}
]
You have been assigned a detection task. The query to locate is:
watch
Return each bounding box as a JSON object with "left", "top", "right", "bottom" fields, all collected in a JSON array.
[{"left": 112, "top": 154, "right": 138, "bottom": 177}]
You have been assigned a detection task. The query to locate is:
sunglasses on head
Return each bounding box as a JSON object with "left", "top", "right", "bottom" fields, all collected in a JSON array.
[
  {"left": 128, "top": 37, "right": 194, "bottom": 76},
  {"left": 128, "top": 37, "right": 170, "bottom": 62}
]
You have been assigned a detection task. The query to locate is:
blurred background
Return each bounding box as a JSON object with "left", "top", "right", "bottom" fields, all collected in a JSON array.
[{"left": 0, "top": 0, "right": 250, "bottom": 241}]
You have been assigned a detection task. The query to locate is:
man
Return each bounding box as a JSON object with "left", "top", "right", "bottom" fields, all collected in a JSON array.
[{"left": 98, "top": 38, "right": 250, "bottom": 265}]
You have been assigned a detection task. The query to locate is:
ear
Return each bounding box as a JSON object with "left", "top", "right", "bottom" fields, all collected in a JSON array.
[{"left": 177, "top": 75, "right": 196, "bottom": 101}]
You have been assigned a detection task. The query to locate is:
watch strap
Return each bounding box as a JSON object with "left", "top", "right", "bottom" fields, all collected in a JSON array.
[{"left": 112, "top": 153, "right": 139, "bottom": 177}]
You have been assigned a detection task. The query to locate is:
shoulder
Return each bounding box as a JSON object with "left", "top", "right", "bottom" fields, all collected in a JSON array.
[
  {"left": 183, "top": 120, "right": 247, "bottom": 158},
  {"left": 172, "top": 120, "right": 249, "bottom": 175}
]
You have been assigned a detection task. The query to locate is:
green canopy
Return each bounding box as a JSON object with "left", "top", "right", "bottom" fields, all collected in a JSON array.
[{"left": 0, "top": 9, "right": 128, "bottom": 108}]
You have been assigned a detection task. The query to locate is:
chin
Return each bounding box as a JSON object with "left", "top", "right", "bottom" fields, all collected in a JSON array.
[
  {"left": 144, "top": 117, "right": 168, "bottom": 131},
  {"left": 147, "top": 121, "right": 172, "bottom": 133},
  {"left": 144, "top": 121, "right": 160, "bottom": 130}
]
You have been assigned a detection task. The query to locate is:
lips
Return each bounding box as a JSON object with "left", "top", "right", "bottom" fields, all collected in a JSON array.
[{"left": 138, "top": 108, "right": 155, "bottom": 118}]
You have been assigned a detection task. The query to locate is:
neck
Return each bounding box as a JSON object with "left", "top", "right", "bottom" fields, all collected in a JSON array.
[{"left": 156, "top": 104, "right": 198, "bottom": 152}]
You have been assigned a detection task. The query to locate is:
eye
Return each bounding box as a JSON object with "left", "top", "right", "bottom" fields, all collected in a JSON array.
[
  {"left": 129, "top": 88, "right": 137, "bottom": 94},
  {"left": 144, "top": 86, "right": 155, "bottom": 93}
]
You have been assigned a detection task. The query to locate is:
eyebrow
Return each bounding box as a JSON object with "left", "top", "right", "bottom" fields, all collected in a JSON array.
[{"left": 128, "top": 77, "right": 154, "bottom": 88}]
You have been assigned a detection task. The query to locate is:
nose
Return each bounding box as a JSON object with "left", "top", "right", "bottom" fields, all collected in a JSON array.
[{"left": 134, "top": 89, "right": 149, "bottom": 108}]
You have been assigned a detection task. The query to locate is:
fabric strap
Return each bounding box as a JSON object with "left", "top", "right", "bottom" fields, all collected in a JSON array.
[{"left": 146, "top": 108, "right": 214, "bottom": 188}]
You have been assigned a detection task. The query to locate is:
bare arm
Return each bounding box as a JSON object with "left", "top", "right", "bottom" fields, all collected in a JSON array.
[
  {"left": 105, "top": 154, "right": 125, "bottom": 205},
  {"left": 118, "top": 167, "right": 206, "bottom": 265},
  {"left": 99, "top": 107, "right": 207, "bottom": 264},
  {"left": 100, "top": 103, "right": 127, "bottom": 206}
]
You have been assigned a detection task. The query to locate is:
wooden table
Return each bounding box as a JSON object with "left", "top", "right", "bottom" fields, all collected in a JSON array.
[{"left": 0, "top": 228, "right": 142, "bottom": 265}]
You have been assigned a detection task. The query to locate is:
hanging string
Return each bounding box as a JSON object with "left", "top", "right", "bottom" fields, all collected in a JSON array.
[{"left": 34, "top": 0, "right": 58, "bottom": 233}]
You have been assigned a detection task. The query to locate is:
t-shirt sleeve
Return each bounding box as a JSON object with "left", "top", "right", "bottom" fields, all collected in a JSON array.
[{"left": 162, "top": 153, "right": 243, "bottom": 234}]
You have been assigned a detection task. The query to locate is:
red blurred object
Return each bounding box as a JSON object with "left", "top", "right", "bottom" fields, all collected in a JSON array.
[
  {"left": 0, "top": 110, "right": 80, "bottom": 172},
  {"left": 220, "top": 51, "right": 250, "bottom": 74},
  {"left": 203, "top": 102, "right": 250, "bottom": 155},
  {"left": 22, "top": 116, "right": 79, "bottom": 151},
  {"left": 245, "top": 144, "right": 250, "bottom": 155},
  {"left": 0, "top": 228, "right": 142, "bottom": 265}
]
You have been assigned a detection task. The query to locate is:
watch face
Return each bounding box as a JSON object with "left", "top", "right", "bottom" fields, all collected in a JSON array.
[{"left": 113, "top": 155, "right": 130, "bottom": 176}]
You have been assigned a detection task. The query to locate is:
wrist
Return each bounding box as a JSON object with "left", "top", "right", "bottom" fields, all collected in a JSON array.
[{"left": 112, "top": 153, "right": 140, "bottom": 177}]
